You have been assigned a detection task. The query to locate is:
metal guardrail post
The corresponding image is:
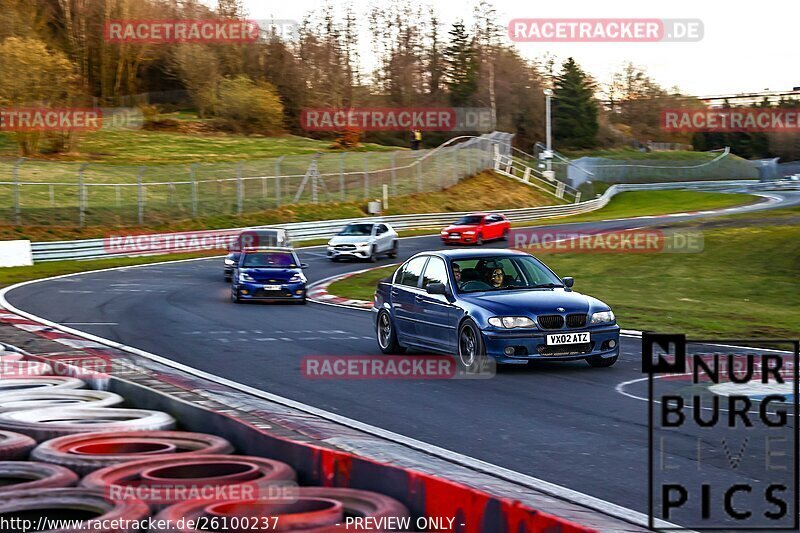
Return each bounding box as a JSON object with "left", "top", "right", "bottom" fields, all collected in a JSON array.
[
  {"left": 275, "top": 156, "right": 284, "bottom": 207},
  {"left": 391, "top": 152, "right": 397, "bottom": 196},
  {"left": 137, "top": 167, "right": 146, "bottom": 225},
  {"left": 416, "top": 156, "right": 423, "bottom": 193},
  {"left": 340, "top": 153, "right": 346, "bottom": 201},
  {"left": 363, "top": 153, "right": 369, "bottom": 199},
  {"left": 78, "top": 163, "right": 88, "bottom": 227},
  {"left": 190, "top": 164, "right": 198, "bottom": 218},
  {"left": 437, "top": 151, "right": 443, "bottom": 190},
  {"left": 236, "top": 162, "right": 244, "bottom": 215},
  {"left": 12, "top": 158, "right": 24, "bottom": 225},
  {"left": 452, "top": 148, "right": 458, "bottom": 184}
]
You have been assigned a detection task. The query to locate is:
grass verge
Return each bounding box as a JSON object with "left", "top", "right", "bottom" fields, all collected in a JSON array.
[
  {"left": 0, "top": 131, "right": 396, "bottom": 164},
  {"left": 327, "top": 265, "right": 399, "bottom": 302},
  {"left": 517, "top": 190, "right": 756, "bottom": 226}
]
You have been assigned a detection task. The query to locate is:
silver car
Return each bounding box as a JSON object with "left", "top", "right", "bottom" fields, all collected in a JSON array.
[{"left": 327, "top": 222, "right": 399, "bottom": 262}]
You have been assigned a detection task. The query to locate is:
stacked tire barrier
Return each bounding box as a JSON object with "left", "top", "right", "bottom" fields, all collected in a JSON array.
[{"left": 0, "top": 356, "right": 414, "bottom": 531}]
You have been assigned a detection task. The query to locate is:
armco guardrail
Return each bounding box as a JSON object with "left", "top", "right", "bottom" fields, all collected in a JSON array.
[{"left": 30, "top": 179, "right": 761, "bottom": 262}]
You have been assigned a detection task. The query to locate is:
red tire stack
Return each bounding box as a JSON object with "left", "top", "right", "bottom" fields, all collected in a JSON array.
[{"left": 0, "top": 356, "right": 411, "bottom": 531}]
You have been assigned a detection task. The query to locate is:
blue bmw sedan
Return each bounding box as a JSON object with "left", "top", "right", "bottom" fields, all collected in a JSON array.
[{"left": 373, "top": 249, "right": 620, "bottom": 368}]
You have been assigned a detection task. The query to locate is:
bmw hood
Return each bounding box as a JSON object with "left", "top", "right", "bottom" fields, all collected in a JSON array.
[
  {"left": 241, "top": 268, "right": 299, "bottom": 282},
  {"left": 460, "top": 289, "right": 608, "bottom": 316}
]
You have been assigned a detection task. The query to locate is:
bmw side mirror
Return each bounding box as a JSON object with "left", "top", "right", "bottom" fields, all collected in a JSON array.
[
  {"left": 562, "top": 277, "right": 574, "bottom": 288},
  {"left": 426, "top": 282, "right": 448, "bottom": 295},
  {"left": 300, "top": 263, "right": 309, "bottom": 269}
]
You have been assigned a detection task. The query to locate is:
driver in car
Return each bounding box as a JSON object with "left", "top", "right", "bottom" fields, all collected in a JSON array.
[{"left": 452, "top": 263, "right": 462, "bottom": 288}]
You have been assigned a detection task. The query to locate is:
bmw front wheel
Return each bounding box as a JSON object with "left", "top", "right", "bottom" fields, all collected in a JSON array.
[{"left": 458, "top": 319, "right": 487, "bottom": 372}]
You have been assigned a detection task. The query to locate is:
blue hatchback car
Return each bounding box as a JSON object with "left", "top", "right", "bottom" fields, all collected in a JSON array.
[
  {"left": 230, "top": 248, "right": 308, "bottom": 304},
  {"left": 373, "top": 249, "right": 620, "bottom": 368}
]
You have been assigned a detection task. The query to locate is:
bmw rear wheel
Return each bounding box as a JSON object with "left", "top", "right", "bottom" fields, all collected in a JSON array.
[{"left": 377, "top": 310, "right": 404, "bottom": 354}]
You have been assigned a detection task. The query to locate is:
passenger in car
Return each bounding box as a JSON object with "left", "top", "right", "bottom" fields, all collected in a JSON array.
[{"left": 489, "top": 267, "right": 506, "bottom": 288}]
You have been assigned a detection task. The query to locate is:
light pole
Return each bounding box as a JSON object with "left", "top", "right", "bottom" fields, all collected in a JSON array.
[{"left": 543, "top": 88, "right": 554, "bottom": 179}]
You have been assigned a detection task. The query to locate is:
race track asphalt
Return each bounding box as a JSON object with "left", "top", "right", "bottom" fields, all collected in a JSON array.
[{"left": 7, "top": 189, "right": 800, "bottom": 526}]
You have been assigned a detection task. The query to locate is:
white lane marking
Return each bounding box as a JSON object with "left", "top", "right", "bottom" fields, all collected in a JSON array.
[
  {"left": 57, "top": 290, "right": 94, "bottom": 294},
  {"left": 619, "top": 329, "right": 794, "bottom": 354},
  {"left": 615, "top": 374, "right": 789, "bottom": 416},
  {"left": 299, "top": 251, "right": 330, "bottom": 258},
  {"left": 0, "top": 266, "right": 679, "bottom": 530},
  {"left": 62, "top": 322, "right": 118, "bottom": 326}
]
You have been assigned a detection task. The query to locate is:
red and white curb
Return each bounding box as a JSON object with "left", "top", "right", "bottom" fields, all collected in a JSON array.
[{"left": 307, "top": 266, "right": 398, "bottom": 310}]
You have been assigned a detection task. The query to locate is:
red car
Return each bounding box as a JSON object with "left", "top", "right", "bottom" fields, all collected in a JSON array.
[{"left": 440, "top": 213, "right": 510, "bottom": 245}]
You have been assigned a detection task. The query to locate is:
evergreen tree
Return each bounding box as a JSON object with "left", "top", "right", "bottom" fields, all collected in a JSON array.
[
  {"left": 553, "top": 58, "right": 599, "bottom": 148},
  {"left": 444, "top": 21, "right": 478, "bottom": 106}
]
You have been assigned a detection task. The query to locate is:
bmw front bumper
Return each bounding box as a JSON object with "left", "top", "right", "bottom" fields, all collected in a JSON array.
[{"left": 481, "top": 325, "right": 620, "bottom": 364}]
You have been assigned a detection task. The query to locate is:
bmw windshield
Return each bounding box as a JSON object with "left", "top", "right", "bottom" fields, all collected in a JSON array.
[{"left": 452, "top": 255, "right": 563, "bottom": 293}]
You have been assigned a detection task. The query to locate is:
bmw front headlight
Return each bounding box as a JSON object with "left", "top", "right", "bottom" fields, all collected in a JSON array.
[
  {"left": 590, "top": 310, "right": 615, "bottom": 325},
  {"left": 224, "top": 258, "right": 235, "bottom": 265},
  {"left": 239, "top": 272, "right": 255, "bottom": 283},
  {"left": 488, "top": 316, "right": 536, "bottom": 329}
]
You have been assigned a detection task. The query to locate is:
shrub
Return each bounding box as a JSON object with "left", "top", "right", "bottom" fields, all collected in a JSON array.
[{"left": 216, "top": 76, "right": 284, "bottom": 135}]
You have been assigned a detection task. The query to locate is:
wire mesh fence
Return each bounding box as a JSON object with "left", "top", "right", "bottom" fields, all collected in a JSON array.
[
  {"left": 566, "top": 149, "right": 760, "bottom": 185},
  {"left": 0, "top": 133, "right": 510, "bottom": 227}
]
